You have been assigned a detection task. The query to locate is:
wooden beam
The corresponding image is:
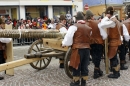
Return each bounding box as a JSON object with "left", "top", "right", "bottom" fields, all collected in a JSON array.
[
  {"left": 0, "top": 58, "right": 43, "bottom": 72},
  {"left": 5, "top": 24, "right": 14, "bottom": 75},
  {"left": 43, "top": 38, "right": 68, "bottom": 51}
]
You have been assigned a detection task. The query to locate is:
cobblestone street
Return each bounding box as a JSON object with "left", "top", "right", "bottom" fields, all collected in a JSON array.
[{"left": 0, "top": 45, "right": 130, "bottom": 86}]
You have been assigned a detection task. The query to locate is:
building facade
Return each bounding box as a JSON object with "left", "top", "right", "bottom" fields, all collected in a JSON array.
[
  {"left": 0, "top": 0, "right": 83, "bottom": 20},
  {"left": 83, "top": 0, "right": 125, "bottom": 19}
]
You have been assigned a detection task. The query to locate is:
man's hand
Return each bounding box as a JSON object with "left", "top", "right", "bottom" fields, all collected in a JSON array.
[{"left": 110, "top": 17, "right": 117, "bottom": 23}]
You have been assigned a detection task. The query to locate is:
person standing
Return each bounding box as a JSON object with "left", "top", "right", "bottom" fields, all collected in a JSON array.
[
  {"left": 99, "top": 6, "right": 122, "bottom": 79},
  {"left": 118, "top": 21, "right": 129, "bottom": 70},
  {"left": 62, "top": 11, "right": 92, "bottom": 86},
  {"left": 122, "top": 5, "right": 130, "bottom": 62},
  {"left": 56, "top": 15, "right": 67, "bottom": 68},
  {"left": 85, "top": 10, "right": 104, "bottom": 79}
]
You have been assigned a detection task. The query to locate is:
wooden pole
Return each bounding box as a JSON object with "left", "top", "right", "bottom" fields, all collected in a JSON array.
[
  {"left": 5, "top": 23, "right": 14, "bottom": 75},
  {"left": 104, "top": 1, "right": 109, "bottom": 74},
  {"left": 105, "top": 39, "right": 109, "bottom": 74},
  {"left": 105, "top": 29, "right": 109, "bottom": 74}
]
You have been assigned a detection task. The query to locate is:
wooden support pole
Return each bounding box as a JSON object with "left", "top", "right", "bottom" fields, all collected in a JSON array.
[
  {"left": 105, "top": 30, "right": 109, "bottom": 74},
  {"left": 0, "top": 58, "right": 43, "bottom": 72},
  {"left": 5, "top": 24, "right": 14, "bottom": 75}
]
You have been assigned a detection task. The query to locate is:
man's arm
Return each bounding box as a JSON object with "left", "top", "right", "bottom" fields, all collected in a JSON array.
[
  {"left": 122, "top": 24, "right": 130, "bottom": 42},
  {"left": 62, "top": 25, "right": 77, "bottom": 46},
  {"left": 100, "top": 16, "right": 116, "bottom": 29}
]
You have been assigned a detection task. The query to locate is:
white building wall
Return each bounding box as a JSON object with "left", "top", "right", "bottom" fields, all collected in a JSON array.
[
  {"left": 48, "top": 6, "right": 53, "bottom": 19},
  {"left": 0, "top": 0, "right": 83, "bottom": 19},
  {"left": 19, "top": 6, "right": 25, "bottom": 20},
  {"left": 72, "top": 1, "right": 83, "bottom": 15}
]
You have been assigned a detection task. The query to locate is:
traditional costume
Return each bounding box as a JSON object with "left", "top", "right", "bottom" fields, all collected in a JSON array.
[
  {"left": 99, "top": 6, "right": 122, "bottom": 78},
  {"left": 85, "top": 10, "right": 104, "bottom": 79},
  {"left": 118, "top": 23, "right": 129, "bottom": 70},
  {"left": 122, "top": 5, "right": 130, "bottom": 67},
  {"left": 62, "top": 11, "right": 92, "bottom": 86},
  {"left": 56, "top": 15, "right": 67, "bottom": 68}
]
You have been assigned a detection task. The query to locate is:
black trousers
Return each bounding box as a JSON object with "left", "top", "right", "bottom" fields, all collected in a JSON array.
[
  {"left": 90, "top": 44, "right": 104, "bottom": 68},
  {"left": 73, "top": 48, "right": 90, "bottom": 76},
  {"left": 118, "top": 41, "right": 128, "bottom": 62},
  {"left": 0, "top": 50, "right": 5, "bottom": 64},
  {"left": 110, "top": 53, "right": 119, "bottom": 67}
]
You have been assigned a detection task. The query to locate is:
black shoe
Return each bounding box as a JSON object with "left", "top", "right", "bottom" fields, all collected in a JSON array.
[
  {"left": 120, "top": 64, "right": 128, "bottom": 70},
  {"left": 70, "top": 81, "right": 80, "bottom": 86},
  {"left": 93, "top": 68, "right": 103, "bottom": 79},
  {"left": 0, "top": 77, "right": 4, "bottom": 80},
  {"left": 108, "top": 70, "right": 120, "bottom": 79},
  {"left": 59, "top": 63, "right": 64, "bottom": 68},
  {"left": 81, "top": 78, "right": 86, "bottom": 86}
]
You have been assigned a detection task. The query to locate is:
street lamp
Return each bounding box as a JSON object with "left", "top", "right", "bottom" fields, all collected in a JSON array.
[{"left": 105, "top": 0, "right": 107, "bottom": 9}]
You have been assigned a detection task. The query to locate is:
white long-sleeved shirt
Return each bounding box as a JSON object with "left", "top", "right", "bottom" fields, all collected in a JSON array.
[
  {"left": 98, "top": 16, "right": 116, "bottom": 40},
  {"left": 62, "top": 20, "right": 88, "bottom": 46},
  {"left": 62, "top": 25, "right": 77, "bottom": 46},
  {"left": 59, "top": 27, "right": 67, "bottom": 33},
  {"left": 100, "top": 16, "right": 116, "bottom": 29},
  {"left": 98, "top": 16, "right": 129, "bottom": 41},
  {"left": 122, "top": 24, "right": 129, "bottom": 42},
  {"left": 0, "top": 29, "right": 12, "bottom": 43}
]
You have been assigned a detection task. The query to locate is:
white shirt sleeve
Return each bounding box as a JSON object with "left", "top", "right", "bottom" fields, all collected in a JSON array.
[
  {"left": 98, "top": 23, "right": 108, "bottom": 40},
  {"left": 62, "top": 25, "right": 77, "bottom": 46},
  {"left": 100, "top": 17, "right": 116, "bottom": 29},
  {"left": 59, "top": 27, "right": 67, "bottom": 33},
  {"left": 122, "top": 24, "right": 130, "bottom": 42},
  {"left": 0, "top": 38, "right": 12, "bottom": 43}
]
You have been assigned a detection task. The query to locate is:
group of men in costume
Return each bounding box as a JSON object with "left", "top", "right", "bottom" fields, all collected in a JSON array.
[
  {"left": 0, "top": 5, "right": 130, "bottom": 86},
  {"left": 61, "top": 6, "right": 130, "bottom": 86}
]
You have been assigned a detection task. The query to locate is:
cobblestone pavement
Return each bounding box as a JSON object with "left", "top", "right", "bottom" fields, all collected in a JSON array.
[{"left": 0, "top": 45, "right": 130, "bottom": 86}]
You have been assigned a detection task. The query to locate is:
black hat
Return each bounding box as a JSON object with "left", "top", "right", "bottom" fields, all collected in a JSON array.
[
  {"left": 105, "top": 6, "right": 114, "bottom": 15},
  {"left": 85, "top": 10, "right": 94, "bottom": 19},
  {"left": 59, "top": 15, "right": 66, "bottom": 20},
  {"left": 74, "top": 11, "right": 84, "bottom": 20}
]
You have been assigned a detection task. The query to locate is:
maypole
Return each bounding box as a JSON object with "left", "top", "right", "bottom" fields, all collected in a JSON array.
[{"left": 104, "top": 0, "right": 109, "bottom": 74}]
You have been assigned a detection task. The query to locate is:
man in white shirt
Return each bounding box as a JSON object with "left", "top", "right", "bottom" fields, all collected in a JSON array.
[
  {"left": 122, "top": 5, "right": 130, "bottom": 64},
  {"left": 56, "top": 15, "right": 67, "bottom": 68},
  {"left": 99, "top": 6, "right": 122, "bottom": 79},
  {"left": 85, "top": 10, "right": 104, "bottom": 79},
  {"left": 118, "top": 20, "right": 129, "bottom": 70},
  {"left": 62, "top": 11, "right": 92, "bottom": 86}
]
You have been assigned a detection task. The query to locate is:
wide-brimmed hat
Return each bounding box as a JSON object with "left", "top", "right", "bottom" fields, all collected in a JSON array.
[
  {"left": 74, "top": 11, "right": 84, "bottom": 20},
  {"left": 59, "top": 15, "right": 66, "bottom": 20},
  {"left": 85, "top": 10, "right": 94, "bottom": 19},
  {"left": 105, "top": 6, "right": 114, "bottom": 15}
]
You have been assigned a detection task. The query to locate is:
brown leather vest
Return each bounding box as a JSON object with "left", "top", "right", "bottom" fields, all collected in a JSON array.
[
  {"left": 71, "top": 23, "right": 92, "bottom": 49},
  {"left": 122, "top": 19, "right": 130, "bottom": 34},
  {"left": 86, "top": 20, "right": 104, "bottom": 44},
  {"left": 108, "top": 21, "right": 123, "bottom": 46}
]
